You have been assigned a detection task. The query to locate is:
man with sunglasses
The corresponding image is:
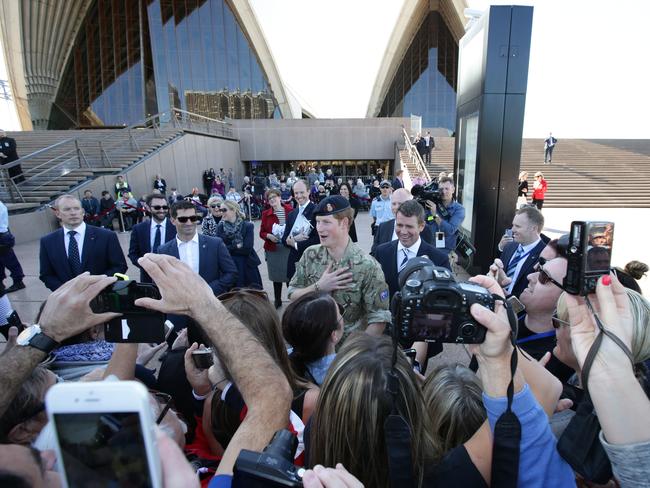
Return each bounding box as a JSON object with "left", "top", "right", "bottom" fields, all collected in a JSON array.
[{"left": 128, "top": 194, "right": 177, "bottom": 282}]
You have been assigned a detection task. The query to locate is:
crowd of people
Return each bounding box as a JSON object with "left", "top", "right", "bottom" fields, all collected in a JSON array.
[{"left": 0, "top": 163, "right": 648, "bottom": 488}]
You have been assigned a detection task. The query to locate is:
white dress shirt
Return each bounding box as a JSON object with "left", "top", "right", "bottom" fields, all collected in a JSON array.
[
  {"left": 177, "top": 232, "right": 200, "bottom": 274},
  {"left": 150, "top": 218, "right": 168, "bottom": 250},
  {"left": 396, "top": 237, "right": 422, "bottom": 271},
  {"left": 0, "top": 201, "right": 8, "bottom": 233},
  {"left": 505, "top": 237, "right": 541, "bottom": 294},
  {"left": 63, "top": 221, "right": 86, "bottom": 261}
]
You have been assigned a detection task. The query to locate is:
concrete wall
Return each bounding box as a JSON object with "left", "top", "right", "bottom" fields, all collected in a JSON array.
[
  {"left": 9, "top": 133, "right": 242, "bottom": 243},
  {"left": 232, "top": 117, "right": 409, "bottom": 161}
]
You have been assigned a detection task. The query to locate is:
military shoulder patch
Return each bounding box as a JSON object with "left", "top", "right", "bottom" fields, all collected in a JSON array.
[{"left": 380, "top": 289, "right": 389, "bottom": 301}]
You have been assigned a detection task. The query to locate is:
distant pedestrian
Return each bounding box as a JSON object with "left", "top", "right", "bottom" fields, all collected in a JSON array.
[
  {"left": 0, "top": 200, "right": 25, "bottom": 292},
  {"left": 423, "top": 131, "right": 434, "bottom": 164},
  {"left": 153, "top": 174, "right": 167, "bottom": 194},
  {"left": 544, "top": 132, "right": 557, "bottom": 164},
  {"left": 532, "top": 171, "right": 548, "bottom": 210},
  {"left": 517, "top": 171, "right": 529, "bottom": 208},
  {"left": 0, "top": 129, "right": 24, "bottom": 183}
]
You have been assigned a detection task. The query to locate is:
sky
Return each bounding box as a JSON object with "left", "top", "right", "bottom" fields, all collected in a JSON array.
[{"left": 250, "top": 0, "right": 650, "bottom": 138}]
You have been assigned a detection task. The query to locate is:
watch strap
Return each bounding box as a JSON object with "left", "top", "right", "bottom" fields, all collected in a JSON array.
[{"left": 29, "top": 333, "right": 59, "bottom": 354}]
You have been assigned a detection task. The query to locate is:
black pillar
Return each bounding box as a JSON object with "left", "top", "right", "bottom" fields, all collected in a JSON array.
[{"left": 454, "top": 6, "right": 533, "bottom": 273}]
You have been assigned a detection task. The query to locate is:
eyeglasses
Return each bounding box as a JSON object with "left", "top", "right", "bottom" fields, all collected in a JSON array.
[
  {"left": 552, "top": 311, "right": 571, "bottom": 329},
  {"left": 536, "top": 257, "right": 564, "bottom": 290},
  {"left": 210, "top": 205, "right": 220, "bottom": 209},
  {"left": 176, "top": 215, "right": 199, "bottom": 223},
  {"left": 151, "top": 205, "right": 169, "bottom": 211},
  {"left": 150, "top": 391, "right": 173, "bottom": 424},
  {"left": 218, "top": 288, "right": 269, "bottom": 302}
]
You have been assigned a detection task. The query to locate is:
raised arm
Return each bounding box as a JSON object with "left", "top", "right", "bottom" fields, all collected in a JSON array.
[{"left": 137, "top": 254, "right": 292, "bottom": 474}]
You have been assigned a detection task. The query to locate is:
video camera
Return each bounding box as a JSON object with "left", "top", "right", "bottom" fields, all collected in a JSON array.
[
  {"left": 563, "top": 221, "right": 614, "bottom": 295},
  {"left": 233, "top": 429, "right": 303, "bottom": 487},
  {"left": 391, "top": 258, "right": 493, "bottom": 346},
  {"left": 411, "top": 182, "right": 442, "bottom": 206},
  {"left": 90, "top": 279, "right": 166, "bottom": 343}
]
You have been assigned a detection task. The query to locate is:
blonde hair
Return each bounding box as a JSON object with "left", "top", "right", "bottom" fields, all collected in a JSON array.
[
  {"left": 557, "top": 289, "right": 650, "bottom": 363},
  {"left": 534, "top": 171, "right": 544, "bottom": 178},
  {"left": 207, "top": 196, "right": 223, "bottom": 207},
  {"left": 221, "top": 200, "right": 245, "bottom": 220},
  {"left": 519, "top": 171, "right": 528, "bottom": 180},
  {"left": 422, "top": 364, "right": 486, "bottom": 453},
  {"left": 308, "top": 333, "right": 438, "bottom": 487}
]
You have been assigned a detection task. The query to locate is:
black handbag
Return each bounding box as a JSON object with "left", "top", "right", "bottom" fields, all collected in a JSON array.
[{"left": 556, "top": 312, "right": 634, "bottom": 484}]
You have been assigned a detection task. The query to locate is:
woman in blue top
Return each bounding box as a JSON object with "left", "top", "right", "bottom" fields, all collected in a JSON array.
[
  {"left": 216, "top": 200, "right": 262, "bottom": 289},
  {"left": 282, "top": 292, "right": 343, "bottom": 385}
]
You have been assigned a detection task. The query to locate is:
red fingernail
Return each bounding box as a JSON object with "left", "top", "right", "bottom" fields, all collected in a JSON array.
[{"left": 602, "top": 275, "right": 611, "bottom": 286}]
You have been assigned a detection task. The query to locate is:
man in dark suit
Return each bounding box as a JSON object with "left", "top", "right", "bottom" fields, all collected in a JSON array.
[
  {"left": 128, "top": 194, "right": 177, "bottom": 282},
  {"left": 374, "top": 200, "right": 450, "bottom": 370},
  {"left": 157, "top": 200, "right": 237, "bottom": 341},
  {"left": 492, "top": 206, "right": 547, "bottom": 298},
  {"left": 0, "top": 129, "right": 24, "bottom": 183},
  {"left": 391, "top": 169, "right": 404, "bottom": 190},
  {"left": 374, "top": 200, "right": 450, "bottom": 299},
  {"left": 371, "top": 188, "right": 434, "bottom": 255},
  {"left": 39, "top": 195, "right": 127, "bottom": 291},
  {"left": 282, "top": 179, "right": 319, "bottom": 279}
]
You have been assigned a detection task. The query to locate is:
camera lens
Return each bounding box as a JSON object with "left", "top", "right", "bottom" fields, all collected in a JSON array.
[{"left": 460, "top": 323, "right": 476, "bottom": 338}]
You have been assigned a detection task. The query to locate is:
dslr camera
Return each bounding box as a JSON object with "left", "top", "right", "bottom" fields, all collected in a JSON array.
[
  {"left": 391, "top": 258, "right": 493, "bottom": 346},
  {"left": 233, "top": 429, "right": 303, "bottom": 487},
  {"left": 563, "top": 221, "right": 614, "bottom": 295},
  {"left": 90, "top": 280, "right": 166, "bottom": 343}
]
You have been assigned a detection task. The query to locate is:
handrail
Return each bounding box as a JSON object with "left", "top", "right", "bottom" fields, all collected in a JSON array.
[
  {"left": 401, "top": 128, "right": 431, "bottom": 182},
  {"left": 171, "top": 108, "right": 230, "bottom": 126},
  {"left": 0, "top": 137, "right": 75, "bottom": 170}
]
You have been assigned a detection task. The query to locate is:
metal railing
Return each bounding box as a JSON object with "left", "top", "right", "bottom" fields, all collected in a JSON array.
[
  {"left": 0, "top": 109, "right": 232, "bottom": 203},
  {"left": 401, "top": 127, "right": 431, "bottom": 182}
]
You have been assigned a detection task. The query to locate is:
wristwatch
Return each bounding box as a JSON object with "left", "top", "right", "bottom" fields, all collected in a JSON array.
[{"left": 16, "top": 325, "right": 59, "bottom": 354}]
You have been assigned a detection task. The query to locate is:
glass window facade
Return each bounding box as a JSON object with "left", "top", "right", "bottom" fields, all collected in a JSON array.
[
  {"left": 378, "top": 11, "right": 458, "bottom": 132},
  {"left": 49, "top": 0, "right": 278, "bottom": 129}
]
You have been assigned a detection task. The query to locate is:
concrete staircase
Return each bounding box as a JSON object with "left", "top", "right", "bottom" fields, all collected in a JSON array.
[
  {"left": 414, "top": 137, "right": 650, "bottom": 208},
  {"left": 2, "top": 128, "right": 182, "bottom": 209}
]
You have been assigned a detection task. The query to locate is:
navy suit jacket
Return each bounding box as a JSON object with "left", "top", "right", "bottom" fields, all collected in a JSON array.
[
  {"left": 371, "top": 218, "right": 434, "bottom": 255},
  {"left": 39, "top": 226, "right": 127, "bottom": 291},
  {"left": 128, "top": 219, "right": 177, "bottom": 282},
  {"left": 500, "top": 239, "right": 547, "bottom": 298},
  {"left": 156, "top": 234, "right": 237, "bottom": 297},
  {"left": 281, "top": 202, "right": 319, "bottom": 279},
  {"left": 375, "top": 239, "right": 451, "bottom": 299}
]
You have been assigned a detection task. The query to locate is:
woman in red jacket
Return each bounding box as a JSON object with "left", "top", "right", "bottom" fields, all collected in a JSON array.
[
  {"left": 532, "top": 171, "right": 548, "bottom": 210},
  {"left": 260, "top": 189, "right": 294, "bottom": 308}
]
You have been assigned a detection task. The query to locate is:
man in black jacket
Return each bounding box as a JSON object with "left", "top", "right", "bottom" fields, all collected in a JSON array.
[{"left": 0, "top": 130, "right": 24, "bottom": 183}]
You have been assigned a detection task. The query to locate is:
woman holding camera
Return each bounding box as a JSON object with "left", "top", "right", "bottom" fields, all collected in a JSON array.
[
  {"left": 260, "top": 189, "right": 293, "bottom": 308},
  {"left": 216, "top": 201, "right": 262, "bottom": 289}
]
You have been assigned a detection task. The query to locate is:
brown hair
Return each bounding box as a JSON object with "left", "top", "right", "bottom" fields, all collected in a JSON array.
[
  {"left": 516, "top": 205, "right": 545, "bottom": 231},
  {"left": 397, "top": 199, "right": 425, "bottom": 225},
  {"left": 438, "top": 176, "right": 454, "bottom": 186},
  {"left": 625, "top": 260, "right": 649, "bottom": 280},
  {"left": 265, "top": 188, "right": 281, "bottom": 200}
]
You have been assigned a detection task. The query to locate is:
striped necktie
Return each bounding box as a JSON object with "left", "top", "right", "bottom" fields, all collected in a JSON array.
[
  {"left": 399, "top": 248, "right": 410, "bottom": 272},
  {"left": 506, "top": 245, "right": 526, "bottom": 280}
]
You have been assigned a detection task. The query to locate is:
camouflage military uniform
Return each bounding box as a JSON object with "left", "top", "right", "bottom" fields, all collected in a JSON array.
[{"left": 288, "top": 239, "right": 391, "bottom": 334}]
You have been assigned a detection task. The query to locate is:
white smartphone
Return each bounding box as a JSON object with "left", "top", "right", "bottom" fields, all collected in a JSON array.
[
  {"left": 505, "top": 229, "right": 513, "bottom": 238},
  {"left": 46, "top": 381, "right": 163, "bottom": 488}
]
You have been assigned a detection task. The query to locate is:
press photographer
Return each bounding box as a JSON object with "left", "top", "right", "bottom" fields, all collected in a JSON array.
[{"left": 416, "top": 177, "right": 465, "bottom": 255}]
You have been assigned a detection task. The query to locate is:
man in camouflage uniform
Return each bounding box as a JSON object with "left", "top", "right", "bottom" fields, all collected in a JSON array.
[{"left": 288, "top": 195, "right": 391, "bottom": 336}]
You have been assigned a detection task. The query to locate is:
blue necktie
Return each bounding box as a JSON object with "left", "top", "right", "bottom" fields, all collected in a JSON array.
[
  {"left": 68, "top": 230, "right": 82, "bottom": 276},
  {"left": 399, "top": 248, "right": 410, "bottom": 272},
  {"left": 506, "top": 245, "right": 525, "bottom": 280},
  {"left": 153, "top": 224, "right": 162, "bottom": 252}
]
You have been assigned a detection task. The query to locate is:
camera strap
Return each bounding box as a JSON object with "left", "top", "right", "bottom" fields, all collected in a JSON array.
[{"left": 489, "top": 295, "right": 521, "bottom": 488}]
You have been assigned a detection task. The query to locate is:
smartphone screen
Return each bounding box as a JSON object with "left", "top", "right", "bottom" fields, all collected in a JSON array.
[
  {"left": 53, "top": 411, "right": 154, "bottom": 488},
  {"left": 585, "top": 222, "right": 614, "bottom": 272},
  {"left": 505, "top": 229, "right": 513, "bottom": 238}
]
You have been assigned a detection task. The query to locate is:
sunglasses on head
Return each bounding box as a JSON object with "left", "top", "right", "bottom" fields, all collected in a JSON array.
[
  {"left": 176, "top": 215, "right": 199, "bottom": 223},
  {"left": 151, "top": 205, "right": 169, "bottom": 211},
  {"left": 552, "top": 311, "right": 571, "bottom": 329}
]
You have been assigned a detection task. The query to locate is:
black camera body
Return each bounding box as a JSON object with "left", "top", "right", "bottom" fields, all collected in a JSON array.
[
  {"left": 91, "top": 280, "right": 166, "bottom": 343},
  {"left": 563, "top": 221, "right": 614, "bottom": 295},
  {"left": 392, "top": 259, "right": 492, "bottom": 345},
  {"left": 411, "top": 182, "right": 442, "bottom": 207},
  {"left": 233, "top": 429, "right": 302, "bottom": 487}
]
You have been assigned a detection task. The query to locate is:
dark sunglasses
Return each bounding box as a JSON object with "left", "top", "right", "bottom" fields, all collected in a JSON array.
[
  {"left": 552, "top": 311, "right": 570, "bottom": 329},
  {"left": 151, "top": 205, "right": 169, "bottom": 211},
  {"left": 219, "top": 208, "right": 229, "bottom": 213},
  {"left": 536, "top": 257, "right": 564, "bottom": 290},
  {"left": 218, "top": 288, "right": 269, "bottom": 302},
  {"left": 176, "top": 215, "right": 199, "bottom": 223},
  {"left": 210, "top": 204, "right": 220, "bottom": 209}
]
